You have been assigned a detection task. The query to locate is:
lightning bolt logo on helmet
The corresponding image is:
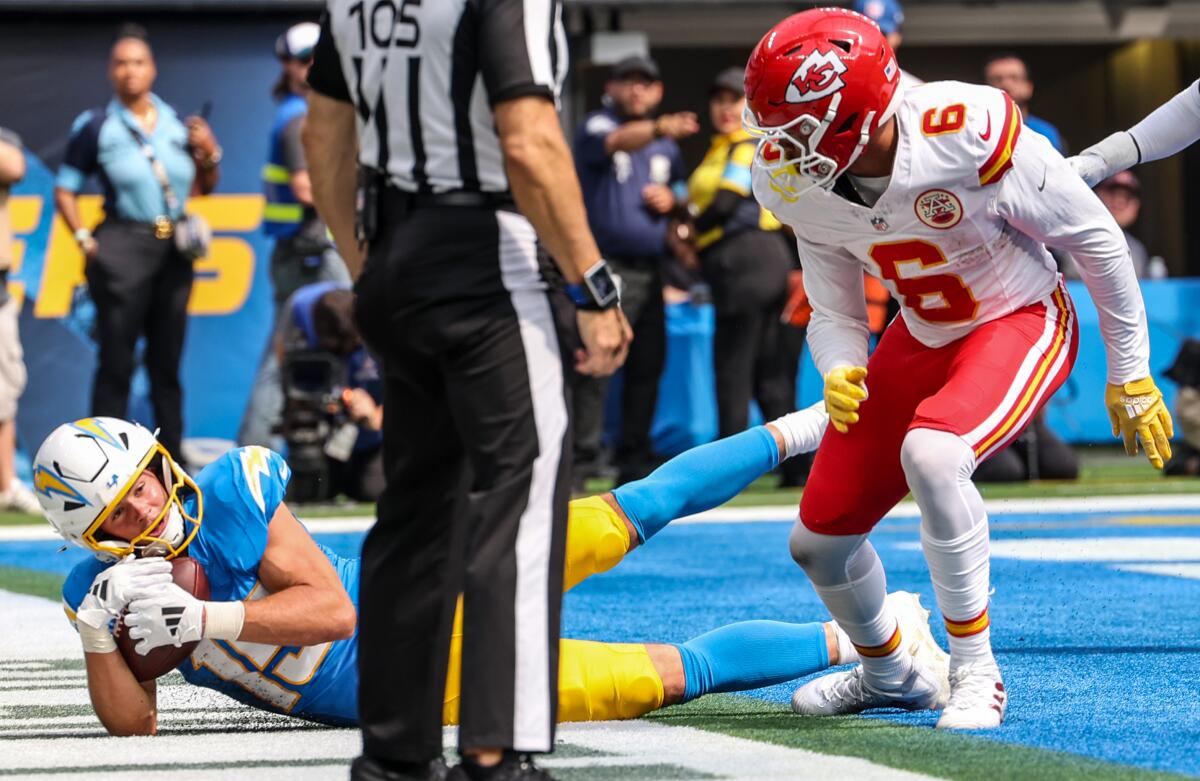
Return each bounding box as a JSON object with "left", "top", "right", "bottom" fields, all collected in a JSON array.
[{"left": 785, "top": 49, "right": 848, "bottom": 104}]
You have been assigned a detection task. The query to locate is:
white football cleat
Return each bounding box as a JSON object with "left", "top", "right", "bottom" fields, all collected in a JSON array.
[
  {"left": 886, "top": 591, "right": 951, "bottom": 709},
  {"left": 936, "top": 661, "right": 1007, "bottom": 729},
  {"left": 792, "top": 659, "right": 943, "bottom": 716}
]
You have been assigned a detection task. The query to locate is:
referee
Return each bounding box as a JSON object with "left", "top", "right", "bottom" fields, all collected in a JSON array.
[{"left": 303, "top": 3, "right": 631, "bottom": 781}]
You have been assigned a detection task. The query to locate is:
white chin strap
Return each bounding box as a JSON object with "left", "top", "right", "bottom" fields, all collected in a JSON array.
[{"left": 140, "top": 506, "right": 185, "bottom": 557}]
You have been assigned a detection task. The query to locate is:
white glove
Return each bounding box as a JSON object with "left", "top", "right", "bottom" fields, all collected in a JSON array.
[
  {"left": 125, "top": 584, "right": 245, "bottom": 655},
  {"left": 125, "top": 583, "right": 205, "bottom": 654},
  {"left": 1067, "top": 131, "right": 1140, "bottom": 188},
  {"left": 74, "top": 556, "right": 173, "bottom": 630}
]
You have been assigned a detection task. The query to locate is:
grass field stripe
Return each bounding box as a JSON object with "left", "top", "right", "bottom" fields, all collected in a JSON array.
[
  {"left": 652, "top": 695, "right": 1192, "bottom": 781},
  {"left": 0, "top": 758, "right": 353, "bottom": 776}
]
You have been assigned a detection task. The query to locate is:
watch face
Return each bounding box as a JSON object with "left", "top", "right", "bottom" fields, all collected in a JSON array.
[{"left": 587, "top": 266, "right": 620, "bottom": 306}]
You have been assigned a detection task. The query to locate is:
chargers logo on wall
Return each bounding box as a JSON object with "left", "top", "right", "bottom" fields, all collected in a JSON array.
[{"left": 786, "top": 49, "right": 848, "bottom": 103}]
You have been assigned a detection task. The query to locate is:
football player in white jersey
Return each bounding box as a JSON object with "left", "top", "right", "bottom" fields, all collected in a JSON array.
[
  {"left": 1069, "top": 79, "right": 1200, "bottom": 187},
  {"left": 743, "top": 8, "right": 1173, "bottom": 729}
]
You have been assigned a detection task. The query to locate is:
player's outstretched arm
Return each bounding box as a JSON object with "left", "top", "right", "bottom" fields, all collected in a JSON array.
[
  {"left": 1070, "top": 79, "right": 1200, "bottom": 187},
  {"left": 994, "top": 130, "right": 1171, "bottom": 468},
  {"left": 123, "top": 504, "right": 357, "bottom": 654},
  {"left": 240, "top": 503, "right": 358, "bottom": 646}
]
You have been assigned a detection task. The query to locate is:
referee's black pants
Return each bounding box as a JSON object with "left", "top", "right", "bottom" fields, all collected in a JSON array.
[
  {"left": 354, "top": 196, "right": 572, "bottom": 761},
  {"left": 85, "top": 220, "right": 193, "bottom": 457}
]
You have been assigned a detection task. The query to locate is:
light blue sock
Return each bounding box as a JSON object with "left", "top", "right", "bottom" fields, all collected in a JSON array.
[
  {"left": 612, "top": 426, "right": 779, "bottom": 543},
  {"left": 674, "top": 621, "right": 830, "bottom": 703}
]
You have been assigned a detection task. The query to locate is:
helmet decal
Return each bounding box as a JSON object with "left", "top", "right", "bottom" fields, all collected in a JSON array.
[
  {"left": 70, "top": 418, "right": 128, "bottom": 451},
  {"left": 33, "top": 464, "right": 90, "bottom": 509},
  {"left": 785, "top": 49, "right": 849, "bottom": 104}
]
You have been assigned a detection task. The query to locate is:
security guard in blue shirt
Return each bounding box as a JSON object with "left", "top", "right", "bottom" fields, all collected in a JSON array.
[
  {"left": 238, "top": 23, "right": 352, "bottom": 450},
  {"left": 573, "top": 55, "right": 698, "bottom": 485},
  {"left": 53, "top": 24, "right": 221, "bottom": 462}
]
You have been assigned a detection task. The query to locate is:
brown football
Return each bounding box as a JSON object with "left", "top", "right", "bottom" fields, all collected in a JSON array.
[{"left": 115, "top": 557, "right": 210, "bottom": 682}]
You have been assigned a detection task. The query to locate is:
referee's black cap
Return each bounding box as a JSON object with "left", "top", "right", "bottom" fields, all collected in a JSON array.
[{"left": 610, "top": 55, "right": 660, "bottom": 82}]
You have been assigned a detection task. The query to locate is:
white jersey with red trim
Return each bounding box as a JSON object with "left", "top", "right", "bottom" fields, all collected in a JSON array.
[{"left": 754, "top": 80, "right": 1150, "bottom": 385}]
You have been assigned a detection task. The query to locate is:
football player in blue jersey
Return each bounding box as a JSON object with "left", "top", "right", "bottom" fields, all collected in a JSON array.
[{"left": 36, "top": 413, "right": 947, "bottom": 739}]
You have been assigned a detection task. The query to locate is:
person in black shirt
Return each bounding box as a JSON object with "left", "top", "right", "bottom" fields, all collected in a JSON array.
[{"left": 304, "top": 2, "right": 631, "bottom": 780}]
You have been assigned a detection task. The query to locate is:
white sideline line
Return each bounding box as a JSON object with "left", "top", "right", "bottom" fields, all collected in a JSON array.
[{"left": 3, "top": 493, "right": 1200, "bottom": 541}]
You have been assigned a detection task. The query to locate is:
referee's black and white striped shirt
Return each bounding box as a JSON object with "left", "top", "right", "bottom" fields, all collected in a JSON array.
[{"left": 309, "top": 0, "right": 568, "bottom": 194}]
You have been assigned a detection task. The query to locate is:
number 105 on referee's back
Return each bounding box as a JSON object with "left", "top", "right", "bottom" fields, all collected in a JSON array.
[{"left": 347, "top": 0, "right": 421, "bottom": 50}]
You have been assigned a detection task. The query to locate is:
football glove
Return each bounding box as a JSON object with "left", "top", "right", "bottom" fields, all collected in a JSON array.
[
  {"left": 1067, "top": 131, "right": 1140, "bottom": 188},
  {"left": 74, "top": 555, "right": 173, "bottom": 630},
  {"left": 1105, "top": 376, "right": 1174, "bottom": 470},
  {"left": 125, "top": 584, "right": 245, "bottom": 655},
  {"left": 824, "top": 365, "right": 869, "bottom": 434}
]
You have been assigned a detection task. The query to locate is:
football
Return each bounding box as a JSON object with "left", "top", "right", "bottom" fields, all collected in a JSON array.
[{"left": 115, "top": 557, "right": 210, "bottom": 682}]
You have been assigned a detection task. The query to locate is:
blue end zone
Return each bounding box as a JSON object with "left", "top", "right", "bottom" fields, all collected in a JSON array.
[{"left": 5, "top": 508, "right": 1199, "bottom": 774}]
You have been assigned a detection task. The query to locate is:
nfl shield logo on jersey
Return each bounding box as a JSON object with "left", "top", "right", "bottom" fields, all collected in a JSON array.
[
  {"left": 914, "top": 189, "right": 964, "bottom": 230},
  {"left": 871, "top": 216, "right": 890, "bottom": 232}
]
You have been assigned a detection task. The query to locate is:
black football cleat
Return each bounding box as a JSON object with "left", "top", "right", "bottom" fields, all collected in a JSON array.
[
  {"left": 447, "top": 753, "right": 557, "bottom": 781},
  {"left": 350, "top": 755, "right": 449, "bottom": 781}
]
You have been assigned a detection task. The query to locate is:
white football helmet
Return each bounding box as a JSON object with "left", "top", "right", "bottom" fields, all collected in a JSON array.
[{"left": 33, "top": 417, "right": 202, "bottom": 561}]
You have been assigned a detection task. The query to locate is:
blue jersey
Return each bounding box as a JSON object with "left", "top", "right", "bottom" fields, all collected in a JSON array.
[
  {"left": 62, "top": 447, "right": 360, "bottom": 726},
  {"left": 56, "top": 95, "right": 196, "bottom": 223}
]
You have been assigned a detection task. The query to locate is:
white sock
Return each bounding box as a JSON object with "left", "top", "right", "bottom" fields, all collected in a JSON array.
[
  {"left": 812, "top": 560, "right": 911, "bottom": 688},
  {"left": 901, "top": 428, "right": 995, "bottom": 670},
  {"left": 923, "top": 522, "right": 995, "bottom": 668},
  {"left": 834, "top": 625, "right": 859, "bottom": 666},
  {"left": 768, "top": 402, "right": 828, "bottom": 460}
]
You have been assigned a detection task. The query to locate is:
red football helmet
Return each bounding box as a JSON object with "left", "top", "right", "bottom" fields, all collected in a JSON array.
[{"left": 744, "top": 7, "right": 902, "bottom": 195}]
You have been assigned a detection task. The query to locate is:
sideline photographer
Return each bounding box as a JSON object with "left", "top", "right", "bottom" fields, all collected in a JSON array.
[
  {"left": 279, "top": 282, "right": 382, "bottom": 503},
  {"left": 1164, "top": 339, "right": 1200, "bottom": 476}
]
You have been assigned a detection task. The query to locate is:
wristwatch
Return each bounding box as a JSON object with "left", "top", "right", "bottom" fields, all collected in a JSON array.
[{"left": 566, "top": 260, "right": 621, "bottom": 311}]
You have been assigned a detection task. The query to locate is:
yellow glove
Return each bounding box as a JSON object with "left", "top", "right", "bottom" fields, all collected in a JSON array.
[
  {"left": 824, "top": 366, "right": 869, "bottom": 434},
  {"left": 1105, "top": 376, "right": 1174, "bottom": 470}
]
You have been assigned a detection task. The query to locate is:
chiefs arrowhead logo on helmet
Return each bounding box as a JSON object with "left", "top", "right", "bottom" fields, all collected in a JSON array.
[{"left": 785, "top": 49, "right": 848, "bottom": 104}]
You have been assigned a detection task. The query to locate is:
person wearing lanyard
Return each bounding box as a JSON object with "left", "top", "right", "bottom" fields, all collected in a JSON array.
[
  {"left": 53, "top": 24, "right": 221, "bottom": 464},
  {"left": 687, "top": 67, "right": 795, "bottom": 441}
]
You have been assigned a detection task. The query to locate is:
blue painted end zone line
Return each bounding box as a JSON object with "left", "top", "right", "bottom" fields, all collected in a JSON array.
[{"left": 3, "top": 495, "right": 1200, "bottom": 775}]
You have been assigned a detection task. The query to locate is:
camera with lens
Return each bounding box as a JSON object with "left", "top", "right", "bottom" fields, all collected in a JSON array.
[{"left": 280, "top": 349, "right": 353, "bottom": 502}]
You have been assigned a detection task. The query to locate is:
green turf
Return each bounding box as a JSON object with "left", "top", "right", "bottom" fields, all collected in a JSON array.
[
  {"left": 0, "top": 564, "right": 64, "bottom": 601},
  {"left": 649, "top": 695, "right": 1190, "bottom": 781}
]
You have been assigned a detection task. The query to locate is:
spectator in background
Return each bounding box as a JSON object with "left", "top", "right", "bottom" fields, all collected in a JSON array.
[
  {"left": 53, "top": 24, "right": 221, "bottom": 465},
  {"left": 1060, "top": 170, "right": 1165, "bottom": 280},
  {"left": 984, "top": 52, "right": 1068, "bottom": 153},
  {"left": 575, "top": 55, "right": 698, "bottom": 485},
  {"left": 239, "top": 22, "right": 351, "bottom": 450},
  {"left": 0, "top": 128, "right": 37, "bottom": 513},
  {"left": 686, "top": 68, "right": 794, "bottom": 443},
  {"left": 852, "top": 0, "right": 923, "bottom": 88}
]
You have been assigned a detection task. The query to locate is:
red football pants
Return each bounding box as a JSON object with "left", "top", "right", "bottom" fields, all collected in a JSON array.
[{"left": 801, "top": 280, "right": 1078, "bottom": 535}]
